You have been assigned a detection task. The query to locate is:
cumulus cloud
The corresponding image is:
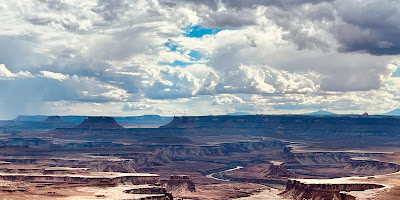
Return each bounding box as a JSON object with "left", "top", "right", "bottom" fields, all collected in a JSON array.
[
  {"left": 211, "top": 94, "right": 245, "bottom": 105},
  {"left": 145, "top": 67, "right": 201, "bottom": 99},
  {"left": 214, "top": 65, "right": 319, "bottom": 94},
  {"left": 1, "top": 0, "right": 400, "bottom": 118},
  {"left": 186, "top": 24, "right": 396, "bottom": 93}
]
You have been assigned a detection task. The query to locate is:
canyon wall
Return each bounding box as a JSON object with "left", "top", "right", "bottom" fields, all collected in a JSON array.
[
  {"left": 282, "top": 179, "right": 384, "bottom": 200},
  {"left": 162, "top": 115, "right": 400, "bottom": 137},
  {"left": 147, "top": 141, "right": 285, "bottom": 157},
  {"left": 161, "top": 175, "right": 196, "bottom": 194},
  {"left": 0, "top": 173, "right": 160, "bottom": 185}
]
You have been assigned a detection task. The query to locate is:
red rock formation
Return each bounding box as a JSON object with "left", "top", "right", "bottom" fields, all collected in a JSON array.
[
  {"left": 124, "top": 186, "right": 173, "bottom": 199},
  {"left": 74, "top": 117, "right": 124, "bottom": 129},
  {"left": 162, "top": 175, "right": 195, "bottom": 194},
  {"left": 282, "top": 179, "right": 384, "bottom": 200},
  {"left": 0, "top": 173, "right": 160, "bottom": 185}
]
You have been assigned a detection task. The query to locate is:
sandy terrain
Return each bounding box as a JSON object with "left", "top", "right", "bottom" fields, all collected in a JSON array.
[
  {"left": 233, "top": 188, "right": 288, "bottom": 200},
  {"left": 175, "top": 183, "right": 269, "bottom": 200}
]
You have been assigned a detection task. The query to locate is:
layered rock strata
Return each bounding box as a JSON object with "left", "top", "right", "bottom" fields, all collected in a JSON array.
[{"left": 282, "top": 179, "right": 384, "bottom": 200}]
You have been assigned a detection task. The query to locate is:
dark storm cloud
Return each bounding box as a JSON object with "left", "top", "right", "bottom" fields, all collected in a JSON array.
[
  {"left": 168, "top": 0, "right": 400, "bottom": 56},
  {"left": 159, "top": 0, "right": 219, "bottom": 11},
  {"left": 158, "top": 0, "right": 335, "bottom": 29},
  {"left": 332, "top": 0, "right": 400, "bottom": 55},
  {"left": 201, "top": 11, "right": 257, "bottom": 28},
  {"left": 266, "top": 2, "right": 334, "bottom": 51},
  {"left": 264, "top": 0, "right": 400, "bottom": 55},
  {"left": 91, "top": 0, "right": 131, "bottom": 21},
  {"left": 220, "top": 0, "right": 335, "bottom": 10},
  {"left": 160, "top": 0, "right": 334, "bottom": 10},
  {"left": 320, "top": 71, "right": 382, "bottom": 91},
  {"left": 35, "top": 0, "right": 68, "bottom": 10}
]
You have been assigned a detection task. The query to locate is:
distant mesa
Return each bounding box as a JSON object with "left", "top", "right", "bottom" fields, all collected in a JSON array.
[
  {"left": 360, "top": 112, "right": 369, "bottom": 118},
  {"left": 14, "top": 115, "right": 47, "bottom": 122},
  {"left": 305, "top": 110, "right": 336, "bottom": 115},
  {"left": 74, "top": 116, "right": 124, "bottom": 129},
  {"left": 44, "top": 116, "right": 67, "bottom": 124}
]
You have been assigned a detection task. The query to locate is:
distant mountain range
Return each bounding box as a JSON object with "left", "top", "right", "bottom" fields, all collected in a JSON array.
[
  {"left": 303, "top": 109, "right": 400, "bottom": 116},
  {"left": 226, "top": 112, "right": 250, "bottom": 116},
  {"left": 304, "top": 110, "right": 336, "bottom": 115}
]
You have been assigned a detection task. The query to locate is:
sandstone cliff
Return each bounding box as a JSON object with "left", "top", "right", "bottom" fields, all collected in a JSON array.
[
  {"left": 161, "top": 175, "right": 195, "bottom": 195},
  {"left": 282, "top": 179, "right": 384, "bottom": 200}
]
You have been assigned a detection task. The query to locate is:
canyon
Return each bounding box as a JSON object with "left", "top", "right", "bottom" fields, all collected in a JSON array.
[{"left": 1, "top": 114, "right": 400, "bottom": 199}]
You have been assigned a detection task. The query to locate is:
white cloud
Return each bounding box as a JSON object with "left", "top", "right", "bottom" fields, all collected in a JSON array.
[
  {"left": 146, "top": 67, "right": 201, "bottom": 99},
  {"left": 0, "top": 64, "right": 16, "bottom": 78},
  {"left": 0, "top": 64, "right": 32, "bottom": 79},
  {"left": 198, "top": 65, "right": 319, "bottom": 95},
  {"left": 211, "top": 94, "right": 245, "bottom": 105},
  {"left": 40, "top": 70, "right": 70, "bottom": 81},
  {"left": 1, "top": 0, "right": 400, "bottom": 119}
]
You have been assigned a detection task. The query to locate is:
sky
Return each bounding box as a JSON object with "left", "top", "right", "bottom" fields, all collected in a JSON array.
[{"left": 0, "top": 0, "right": 400, "bottom": 119}]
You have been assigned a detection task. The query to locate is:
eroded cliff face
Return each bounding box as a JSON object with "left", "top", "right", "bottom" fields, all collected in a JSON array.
[
  {"left": 285, "top": 152, "right": 383, "bottom": 165},
  {"left": 345, "top": 160, "right": 400, "bottom": 175},
  {"left": 283, "top": 147, "right": 400, "bottom": 178},
  {"left": 0, "top": 164, "right": 171, "bottom": 200},
  {"left": 124, "top": 186, "right": 173, "bottom": 200},
  {"left": 1, "top": 153, "right": 172, "bottom": 173},
  {"left": 148, "top": 141, "right": 286, "bottom": 157},
  {"left": 282, "top": 179, "right": 384, "bottom": 200},
  {"left": 162, "top": 175, "right": 196, "bottom": 195},
  {"left": 151, "top": 145, "right": 226, "bottom": 156}
]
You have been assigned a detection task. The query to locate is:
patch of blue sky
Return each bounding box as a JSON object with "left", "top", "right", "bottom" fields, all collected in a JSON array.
[
  {"left": 162, "top": 36, "right": 209, "bottom": 67},
  {"left": 188, "top": 50, "right": 203, "bottom": 61},
  {"left": 159, "top": 60, "right": 193, "bottom": 67},
  {"left": 391, "top": 68, "right": 400, "bottom": 77},
  {"left": 162, "top": 39, "right": 206, "bottom": 66},
  {"left": 164, "top": 39, "right": 184, "bottom": 53},
  {"left": 390, "top": 61, "right": 400, "bottom": 77},
  {"left": 183, "top": 25, "right": 231, "bottom": 38},
  {"left": 164, "top": 39, "right": 204, "bottom": 59}
]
